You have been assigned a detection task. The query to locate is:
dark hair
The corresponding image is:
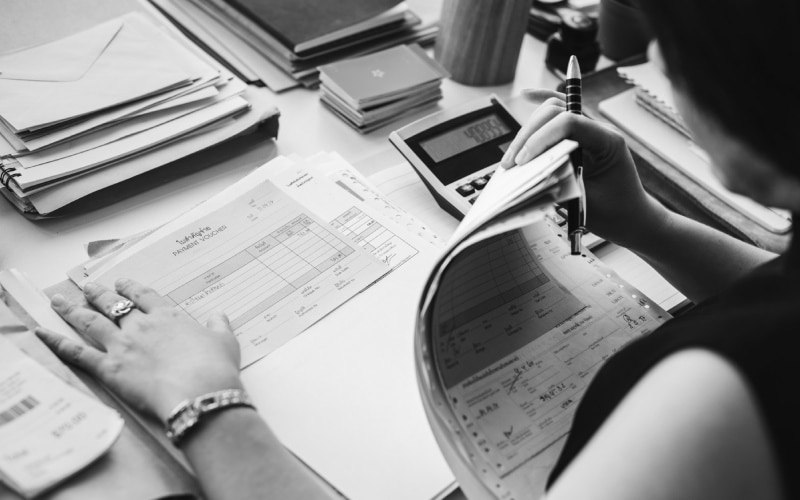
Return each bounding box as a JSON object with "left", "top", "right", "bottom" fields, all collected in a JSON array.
[{"left": 637, "top": 0, "right": 800, "bottom": 176}]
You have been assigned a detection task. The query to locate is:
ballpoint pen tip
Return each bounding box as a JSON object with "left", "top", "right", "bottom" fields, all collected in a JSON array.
[{"left": 566, "top": 56, "right": 580, "bottom": 79}]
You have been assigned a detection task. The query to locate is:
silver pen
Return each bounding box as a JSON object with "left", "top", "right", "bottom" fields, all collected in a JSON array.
[{"left": 565, "top": 55, "right": 586, "bottom": 255}]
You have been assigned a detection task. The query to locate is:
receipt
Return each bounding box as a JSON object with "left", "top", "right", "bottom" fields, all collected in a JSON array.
[{"left": 0, "top": 335, "right": 124, "bottom": 498}]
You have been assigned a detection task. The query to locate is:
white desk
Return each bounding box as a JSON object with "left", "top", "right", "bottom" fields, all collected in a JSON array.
[{"left": 0, "top": 5, "right": 666, "bottom": 500}]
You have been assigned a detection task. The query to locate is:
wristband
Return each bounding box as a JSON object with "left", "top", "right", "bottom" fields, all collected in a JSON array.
[{"left": 165, "top": 388, "right": 255, "bottom": 446}]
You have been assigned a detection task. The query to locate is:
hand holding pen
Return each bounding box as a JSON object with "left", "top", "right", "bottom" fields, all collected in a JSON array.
[
  {"left": 500, "top": 58, "right": 655, "bottom": 251},
  {"left": 499, "top": 56, "right": 587, "bottom": 255}
]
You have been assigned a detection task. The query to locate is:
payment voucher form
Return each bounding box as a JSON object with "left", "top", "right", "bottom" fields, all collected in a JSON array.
[{"left": 81, "top": 175, "right": 389, "bottom": 368}]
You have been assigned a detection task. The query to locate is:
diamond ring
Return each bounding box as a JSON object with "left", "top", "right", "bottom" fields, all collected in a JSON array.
[{"left": 108, "top": 299, "right": 136, "bottom": 322}]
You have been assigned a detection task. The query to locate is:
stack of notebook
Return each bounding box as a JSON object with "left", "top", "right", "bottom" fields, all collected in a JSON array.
[
  {"left": 0, "top": 9, "right": 279, "bottom": 218},
  {"left": 150, "top": 0, "right": 439, "bottom": 91},
  {"left": 318, "top": 44, "right": 449, "bottom": 133}
]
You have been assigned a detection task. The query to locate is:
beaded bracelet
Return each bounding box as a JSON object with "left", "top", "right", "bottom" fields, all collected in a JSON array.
[{"left": 165, "top": 388, "right": 255, "bottom": 446}]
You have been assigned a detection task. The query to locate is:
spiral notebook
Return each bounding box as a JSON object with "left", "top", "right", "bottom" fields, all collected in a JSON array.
[
  {"left": 598, "top": 87, "right": 793, "bottom": 234},
  {"left": 0, "top": 0, "right": 280, "bottom": 219},
  {"left": 616, "top": 61, "right": 692, "bottom": 139}
]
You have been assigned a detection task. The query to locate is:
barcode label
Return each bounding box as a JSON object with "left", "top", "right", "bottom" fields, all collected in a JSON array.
[{"left": 0, "top": 396, "right": 39, "bottom": 426}]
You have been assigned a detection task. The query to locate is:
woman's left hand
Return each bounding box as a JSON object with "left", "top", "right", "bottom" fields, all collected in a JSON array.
[{"left": 37, "top": 278, "right": 243, "bottom": 421}]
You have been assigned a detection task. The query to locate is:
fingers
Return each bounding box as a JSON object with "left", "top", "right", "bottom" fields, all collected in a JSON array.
[
  {"left": 522, "top": 88, "right": 566, "bottom": 104},
  {"left": 35, "top": 327, "right": 104, "bottom": 375},
  {"left": 512, "top": 111, "right": 575, "bottom": 166},
  {"left": 501, "top": 97, "right": 565, "bottom": 169},
  {"left": 83, "top": 282, "right": 143, "bottom": 324},
  {"left": 114, "top": 278, "right": 172, "bottom": 313},
  {"left": 50, "top": 293, "right": 117, "bottom": 347},
  {"left": 513, "top": 110, "right": 627, "bottom": 175},
  {"left": 206, "top": 311, "right": 233, "bottom": 336}
]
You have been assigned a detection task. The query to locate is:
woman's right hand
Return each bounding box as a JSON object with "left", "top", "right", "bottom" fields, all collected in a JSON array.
[
  {"left": 500, "top": 90, "right": 667, "bottom": 249},
  {"left": 36, "top": 279, "right": 243, "bottom": 422}
]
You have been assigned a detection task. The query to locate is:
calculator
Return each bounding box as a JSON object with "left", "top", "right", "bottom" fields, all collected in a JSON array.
[{"left": 388, "top": 94, "right": 603, "bottom": 248}]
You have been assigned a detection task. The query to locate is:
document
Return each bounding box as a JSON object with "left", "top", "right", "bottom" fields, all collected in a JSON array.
[
  {"left": 416, "top": 140, "right": 671, "bottom": 499},
  {"left": 13, "top": 86, "right": 224, "bottom": 169},
  {"left": 17, "top": 74, "right": 222, "bottom": 153},
  {"left": 22, "top": 85, "right": 277, "bottom": 216},
  {"left": 0, "top": 333, "right": 124, "bottom": 498},
  {"left": 80, "top": 176, "right": 389, "bottom": 367},
  {"left": 63, "top": 152, "right": 456, "bottom": 500},
  {"left": 433, "top": 221, "right": 665, "bottom": 483},
  {"left": 0, "top": 1, "right": 281, "bottom": 219},
  {"left": 0, "top": 14, "right": 193, "bottom": 132},
  {"left": 75, "top": 152, "right": 444, "bottom": 367},
  {"left": 8, "top": 95, "right": 250, "bottom": 194}
]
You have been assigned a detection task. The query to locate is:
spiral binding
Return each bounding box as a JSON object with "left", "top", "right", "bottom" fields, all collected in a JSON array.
[{"left": 0, "top": 161, "right": 21, "bottom": 189}]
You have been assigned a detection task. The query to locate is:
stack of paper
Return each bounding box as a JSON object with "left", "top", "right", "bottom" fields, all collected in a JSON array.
[
  {"left": 60, "top": 151, "right": 456, "bottom": 500},
  {"left": 149, "top": 0, "right": 439, "bottom": 91},
  {"left": 0, "top": 10, "right": 279, "bottom": 218},
  {"left": 318, "top": 44, "right": 449, "bottom": 133}
]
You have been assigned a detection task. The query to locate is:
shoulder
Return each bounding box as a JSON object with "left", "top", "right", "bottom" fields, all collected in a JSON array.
[
  {"left": 547, "top": 349, "right": 785, "bottom": 500},
  {"left": 624, "top": 348, "right": 767, "bottom": 429}
]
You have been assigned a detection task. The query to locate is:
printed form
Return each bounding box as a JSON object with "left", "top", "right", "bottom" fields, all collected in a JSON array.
[
  {"left": 428, "top": 216, "right": 669, "bottom": 489},
  {"left": 81, "top": 154, "right": 429, "bottom": 367}
]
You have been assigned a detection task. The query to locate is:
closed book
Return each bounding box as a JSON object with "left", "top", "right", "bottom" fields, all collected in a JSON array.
[
  {"left": 318, "top": 44, "right": 449, "bottom": 109},
  {"left": 222, "top": 0, "right": 406, "bottom": 54},
  {"left": 321, "top": 86, "right": 442, "bottom": 128}
]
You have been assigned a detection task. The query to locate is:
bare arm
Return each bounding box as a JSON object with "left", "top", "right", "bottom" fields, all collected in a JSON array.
[
  {"left": 179, "top": 408, "right": 336, "bottom": 500},
  {"left": 546, "top": 349, "right": 783, "bottom": 500},
  {"left": 629, "top": 205, "right": 776, "bottom": 303}
]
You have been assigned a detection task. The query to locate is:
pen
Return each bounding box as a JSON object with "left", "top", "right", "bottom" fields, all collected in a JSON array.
[{"left": 565, "top": 55, "right": 586, "bottom": 255}]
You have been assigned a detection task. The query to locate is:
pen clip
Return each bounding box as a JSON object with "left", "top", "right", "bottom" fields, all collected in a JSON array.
[
  {"left": 576, "top": 166, "right": 587, "bottom": 229},
  {"left": 568, "top": 166, "right": 586, "bottom": 255}
]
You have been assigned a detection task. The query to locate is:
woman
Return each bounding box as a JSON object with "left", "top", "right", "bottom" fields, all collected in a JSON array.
[{"left": 37, "top": 0, "right": 797, "bottom": 498}]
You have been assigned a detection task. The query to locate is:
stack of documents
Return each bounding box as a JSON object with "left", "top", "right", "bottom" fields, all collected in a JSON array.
[
  {"left": 149, "top": 0, "right": 439, "bottom": 91},
  {"left": 63, "top": 151, "right": 456, "bottom": 500},
  {"left": 0, "top": 10, "right": 279, "bottom": 218},
  {"left": 318, "top": 44, "right": 449, "bottom": 133}
]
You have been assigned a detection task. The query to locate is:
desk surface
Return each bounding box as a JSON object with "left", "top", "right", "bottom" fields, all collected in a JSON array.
[{"left": 0, "top": 4, "right": 660, "bottom": 499}]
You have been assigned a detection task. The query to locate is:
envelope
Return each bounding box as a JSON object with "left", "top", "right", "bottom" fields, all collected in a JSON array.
[
  {"left": 0, "top": 19, "right": 120, "bottom": 82},
  {"left": 0, "top": 13, "right": 193, "bottom": 132}
]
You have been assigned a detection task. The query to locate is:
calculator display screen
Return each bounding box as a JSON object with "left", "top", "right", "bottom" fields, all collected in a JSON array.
[{"left": 419, "top": 114, "right": 511, "bottom": 163}]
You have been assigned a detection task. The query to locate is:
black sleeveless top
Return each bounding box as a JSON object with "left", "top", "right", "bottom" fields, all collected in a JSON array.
[{"left": 546, "top": 228, "right": 800, "bottom": 496}]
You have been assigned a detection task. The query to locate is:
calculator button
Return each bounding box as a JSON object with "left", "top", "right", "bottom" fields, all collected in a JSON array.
[
  {"left": 456, "top": 184, "right": 476, "bottom": 197},
  {"left": 471, "top": 177, "right": 488, "bottom": 190},
  {"left": 484, "top": 171, "right": 493, "bottom": 180},
  {"left": 469, "top": 197, "right": 477, "bottom": 204}
]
